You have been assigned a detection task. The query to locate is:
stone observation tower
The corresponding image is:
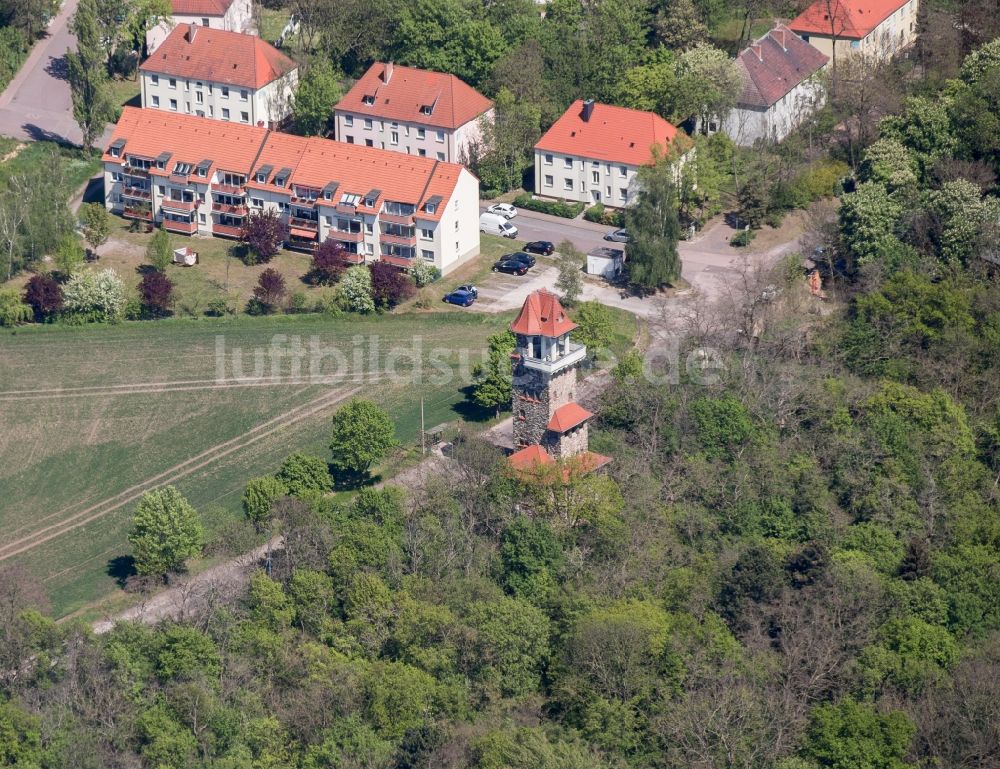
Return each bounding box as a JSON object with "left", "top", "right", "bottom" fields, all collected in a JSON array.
[{"left": 507, "top": 289, "right": 609, "bottom": 473}]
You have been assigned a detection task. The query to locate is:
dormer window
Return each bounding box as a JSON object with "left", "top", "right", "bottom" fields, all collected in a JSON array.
[
  {"left": 426, "top": 203, "right": 436, "bottom": 215},
  {"left": 256, "top": 172, "right": 266, "bottom": 182},
  {"left": 197, "top": 168, "right": 207, "bottom": 177},
  {"left": 341, "top": 193, "right": 360, "bottom": 206},
  {"left": 275, "top": 176, "right": 286, "bottom": 187},
  {"left": 421, "top": 105, "right": 433, "bottom": 115},
  {"left": 110, "top": 147, "right": 120, "bottom": 157},
  {"left": 362, "top": 94, "right": 375, "bottom": 105},
  {"left": 175, "top": 162, "right": 192, "bottom": 175}
]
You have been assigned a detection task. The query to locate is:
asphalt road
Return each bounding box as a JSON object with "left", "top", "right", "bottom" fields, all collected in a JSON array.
[
  {"left": 479, "top": 204, "right": 611, "bottom": 255},
  {"left": 0, "top": 0, "right": 91, "bottom": 146}
]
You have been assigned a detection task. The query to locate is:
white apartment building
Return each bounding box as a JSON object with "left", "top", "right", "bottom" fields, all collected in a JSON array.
[
  {"left": 533, "top": 100, "right": 687, "bottom": 208},
  {"left": 790, "top": 0, "right": 920, "bottom": 60},
  {"left": 139, "top": 24, "right": 297, "bottom": 129},
  {"left": 333, "top": 62, "right": 493, "bottom": 162},
  {"left": 102, "top": 108, "right": 481, "bottom": 275},
  {"left": 146, "top": 0, "right": 254, "bottom": 53}
]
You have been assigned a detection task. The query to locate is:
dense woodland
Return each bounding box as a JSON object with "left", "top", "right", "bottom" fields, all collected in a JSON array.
[{"left": 2, "top": 0, "right": 1000, "bottom": 767}]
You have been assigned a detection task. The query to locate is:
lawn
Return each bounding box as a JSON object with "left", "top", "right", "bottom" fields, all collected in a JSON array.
[
  {"left": 0, "top": 311, "right": 509, "bottom": 617},
  {"left": 0, "top": 140, "right": 102, "bottom": 191}
]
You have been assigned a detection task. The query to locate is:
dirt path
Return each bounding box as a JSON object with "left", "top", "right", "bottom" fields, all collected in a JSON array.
[{"left": 0, "top": 386, "right": 360, "bottom": 561}]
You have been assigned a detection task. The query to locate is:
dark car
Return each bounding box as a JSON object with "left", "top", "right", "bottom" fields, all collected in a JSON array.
[
  {"left": 442, "top": 289, "right": 477, "bottom": 306},
  {"left": 604, "top": 228, "right": 631, "bottom": 243},
  {"left": 506, "top": 251, "right": 536, "bottom": 268},
  {"left": 457, "top": 283, "right": 478, "bottom": 298},
  {"left": 523, "top": 240, "right": 554, "bottom": 256},
  {"left": 492, "top": 259, "right": 529, "bottom": 275}
]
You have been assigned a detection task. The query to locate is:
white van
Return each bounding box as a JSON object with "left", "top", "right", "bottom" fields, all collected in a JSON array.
[{"left": 479, "top": 212, "right": 518, "bottom": 238}]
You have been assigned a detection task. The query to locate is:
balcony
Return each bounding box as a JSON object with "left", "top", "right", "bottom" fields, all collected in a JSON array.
[
  {"left": 519, "top": 343, "right": 587, "bottom": 375},
  {"left": 289, "top": 216, "right": 319, "bottom": 231},
  {"left": 380, "top": 254, "right": 413, "bottom": 269},
  {"left": 329, "top": 229, "right": 364, "bottom": 243},
  {"left": 213, "top": 223, "right": 242, "bottom": 238},
  {"left": 214, "top": 182, "right": 245, "bottom": 196},
  {"left": 123, "top": 207, "right": 153, "bottom": 221},
  {"left": 335, "top": 203, "right": 357, "bottom": 215},
  {"left": 168, "top": 173, "right": 192, "bottom": 186},
  {"left": 212, "top": 202, "right": 247, "bottom": 216},
  {"left": 122, "top": 187, "right": 151, "bottom": 201},
  {"left": 124, "top": 165, "right": 150, "bottom": 178},
  {"left": 380, "top": 211, "right": 414, "bottom": 226},
  {"left": 161, "top": 198, "right": 197, "bottom": 213},
  {"left": 340, "top": 251, "right": 366, "bottom": 265},
  {"left": 380, "top": 231, "right": 417, "bottom": 247},
  {"left": 163, "top": 219, "right": 198, "bottom": 235},
  {"left": 291, "top": 196, "right": 316, "bottom": 208}
]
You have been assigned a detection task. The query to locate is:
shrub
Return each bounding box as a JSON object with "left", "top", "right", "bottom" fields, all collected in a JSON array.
[
  {"left": 369, "top": 261, "right": 416, "bottom": 310},
  {"left": 139, "top": 271, "right": 174, "bottom": 317},
  {"left": 409, "top": 260, "right": 440, "bottom": 287},
  {"left": 513, "top": 193, "right": 585, "bottom": 219},
  {"left": 277, "top": 452, "right": 332, "bottom": 496},
  {"left": 731, "top": 229, "right": 756, "bottom": 247},
  {"left": 251, "top": 268, "right": 286, "bottom": 313},
  {"left": 22, "top": 274, "right": 63, "bottom": 320},
  {"left": 791, "top": 159, "right": 850, "bottom": 202},
  {"left": 287, "top": 291, "right": 309, "bottom": 313},
  {"left": 0, "top": 289, "right": 31, "bottom": 326},
  {"left": 205, "top": 298, "right": 233, "bottom": 317},
  {"left": 306, "top": 240, "right": 349, "bottom": 285},
  {"left": 146, "top": 228, "right": 173, "bottom": 272},
  {"left": 240, "top": 210, "right": 287, "bottom": 264},
  {"left": 62, "top": 268, "right": 127, "bottom": 323},
  {"left": 339, "top": 265, "right": 375, "bottom": 313},
  {"left": 584, "top": 202, "right": 606, "bottom": 223}
]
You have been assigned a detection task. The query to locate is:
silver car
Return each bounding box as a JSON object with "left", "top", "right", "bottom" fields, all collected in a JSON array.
[{"left": 604, "top": 228, "right": 630, "bottom": 243}]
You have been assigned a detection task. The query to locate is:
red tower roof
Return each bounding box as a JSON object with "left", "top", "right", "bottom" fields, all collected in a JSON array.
[
  {"left": 547, "top": 403, "right": 593, "bottom": 433},
  {"left": 508, "top": 444, "right": 554, "bottom": 471},
  {"left": 510, "top": 289, "right": 577, "bottom": 337}
]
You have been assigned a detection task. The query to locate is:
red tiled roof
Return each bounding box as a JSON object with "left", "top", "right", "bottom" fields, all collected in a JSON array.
[
  {"left": 140, "top": 24, "right": 296, "bottom": 90},
  {"left": 535, "top": 100, "right": 680, "bottom": 167},
  {"left": 789, "top": 0, "right": 909, "bottom": 40},
  {"left": 547, "top": 403, "right": 593, "bottom": 433},
  {"left": 102, "top": 106, "right": 268, "bottom": 176},
  {"left": 736, "top": 25, "right": 828, "bottom": 108},
  {"left": 335, "top": 62, "right": 493, "bottom": 131},
  {"left": 569, "top": 450, "right": 612, "bottom": 474},
  {"left": 509, "top": 444, "right": 554, "bottom": 471},
  {"left": 171, "top": 0, "right": 235, "bottom": 15},
  {"left": 510, "top": 289, "right": 577, "bottom": 337},
  {"left": 103, "top": 108, "right": 467, "bottom": 221}
]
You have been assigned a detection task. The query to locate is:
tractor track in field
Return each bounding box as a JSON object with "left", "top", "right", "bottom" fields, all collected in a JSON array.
[{"left": 0, "top": 386, "right": 360, "bottom": 562}]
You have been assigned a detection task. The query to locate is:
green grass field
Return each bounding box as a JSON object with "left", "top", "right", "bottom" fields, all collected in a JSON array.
[{"left": 0, "top": 312, "right": 509, "bottom": 617}]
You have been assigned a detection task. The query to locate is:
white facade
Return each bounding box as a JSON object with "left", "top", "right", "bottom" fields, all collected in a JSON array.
[
  {"left": 721, "top": 77, "right": 826, "bottom": 146},
  {"left": 140, "top": 69, "right": 297, "bottom": 128},
  {"left": 796, "top": 0, "right": 920, "bottom": 61},
  {"left": 533, "top": 150, "right": 641, "bottom": 207},
  {"left": 146, "top": 1, "right": 254, "bottom": 53},
  {"left": 333, "top": 110, "right": 491, "bottom": 163}
]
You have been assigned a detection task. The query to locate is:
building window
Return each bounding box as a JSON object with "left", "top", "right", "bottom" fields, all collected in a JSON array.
[
  {"left": 195, "top": 91, "right": 203, "bottom": 104},
  {"left": 420, "top": 228, "right": 433, "bottom": 239},
  {"left": 436, "top": 151, "right": 445, "bottom": 161},
  {"left": 417, "top": 128, "right": 425, "bottom": 139},
  {"left": 591, "top": 171, "right": 600, "bottom": 184},
  {"left": 201, "top": 17, "right": 209, "bottom": 25},
  {"left": 169, "top": 98, "right": 177, "bottom": 111},
  {"left": 454, "top": 220, "right": 459, "bottom": 231},
  {"left": 184, "top": 80, "right": 189, "bottom": 91},
  {"left": 544, "top": 153, "right": 553, "bottom": 165},
  {"left": 606, "top": 185, "right": 611, "bottom": 197},
  {"left": 169, "top": 78, "right": 176, "bottom": 89},
  {"left": 417, "top": 148, "right": 426, "bottom": 157},
  {"left": 325, "top": 215, "right": 333, "bottom": 225},
  {"left": 618, "top": 165, "right": 627, "bottom": 176},
  {"left": 200, "top": 213, "right": 206, "bottom": 223},
  {"left": 222, "top": 108, "right": 230, "bottom": 120},
  {"left": 344, "top": 115, "right": 353, "bottom": 126},
  {"left": 240, "top": 90, "right": 248, "bottom": 101},
  {"left": 390, "top": 131, "right": 398, "bottom": 144},
  {"left": 564, "top": 178, "right": 572, "bottom": 190},
  {"left": 455, "top": 241, "right": 459, "bottom": 251},
  {"left": 620, "top": 188, "right": 628, "bottom": 200},
  {"left": 152, "top": 95, "right": 159, "bottom": 107},
  {"left": 221, "top": 86, "right": 229, "bottom": 97},
  {"left": 185, "top": 102, "right": 191, "bottom": 113},
  {"left": 365, "top": 139, "right": 374, "bottom": 147},
  {"left": 436, "top": 130, "right": 444, "bottom": 142},
  {"left": 851, "top": 39, "right": 860, "bottom": 48},
  {"left": 544, "top": 174, "right": 553, "bottom": 187},
  {"left": 364, "top": 118, "right": 373, "bottom": 129},
  {"left": 564, "top": 157, "right": 572, "bottom": 169},
  {"left": 345, "top": 135, "right": 354, "bottom": 144},
  {"left": 251, "top": 198, "right": 263, "bottom": 207},
  {"left": 421, "top": 249, "right": 434, "bottom": 260},
  {"left": 365, "top": 222, "right": 374, "bottom": 234},
  {"left": 151, "top": 74, "right": 159, "bottom": 85},
  {"left": 240, "top": 111, "right": 249, "bottom": 123}
]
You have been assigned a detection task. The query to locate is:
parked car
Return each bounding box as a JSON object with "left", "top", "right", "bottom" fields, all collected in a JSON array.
[
  {"left": 480, "top": 212, "right": 518, "bottom": 238},
  {"left": 604, "top": 228, "right": 631, "bottom": 243},
  {"left": 523, "top": 240, "right": 554, "bottom": 255},
  {"left": 492, "top": 259, "right": 529, "bottom": 275},
  {"left": 457, "top": 284, "right": 478, "bottom": 298},
  {"left": 506, "top": 251, "right": 536, "bottom": 268},
  {"left": 486, "top": 203, "right": 517, "bottom": 219},
  {"left": 442, "top": 288, "right": 477, "bottom": 306}
]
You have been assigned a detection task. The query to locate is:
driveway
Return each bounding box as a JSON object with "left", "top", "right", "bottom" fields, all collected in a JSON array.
[
  {"left": 0, "top": 0, "right": 101, "bottom": 146},
  {"left": 479, "top": 205, "right": 609, "bottom": 255}
]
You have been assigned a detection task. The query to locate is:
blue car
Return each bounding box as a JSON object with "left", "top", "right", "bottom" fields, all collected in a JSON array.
[{"left": 443, "top": 288, "right": 477, "bottom": 307}]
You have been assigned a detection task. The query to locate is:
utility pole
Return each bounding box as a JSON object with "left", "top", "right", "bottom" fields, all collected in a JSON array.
[{"left": 420, "top": 397, "right": 426, "bottom": 455}]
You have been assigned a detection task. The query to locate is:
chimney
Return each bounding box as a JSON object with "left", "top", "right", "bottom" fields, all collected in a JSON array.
[
  {"left": 383, "top": 62, "right": 393, "bottom": 84},
  {"left": 581, "top": 99, "right": 595, "bottom": 122},
  {"left": 187, "top": 24, "right": 197, "bottom": 43}
]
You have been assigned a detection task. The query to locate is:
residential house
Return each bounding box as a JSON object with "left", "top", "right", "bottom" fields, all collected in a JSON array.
[
  {"left": 146, "top": 0, "right": 254, "bottom": 53},
  {"left": 533, "top": 99, "right": 686, "bottom": 208},
  {"left": 333, "top": 62, "right": 493, "bottom": 162},
  {"left": 139, "top": 24, "right": 298, "bottom": 129},
  {"left": 789, "top": 0, "right": 920, "bottom": 60},
  {"left": 721, "top": 24, "right": 829, "bottom": 145},
  {"left": 102, "top": 107, "right": 481, "bottom": 275}
]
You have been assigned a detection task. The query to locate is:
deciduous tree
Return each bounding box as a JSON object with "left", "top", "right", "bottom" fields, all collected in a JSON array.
[
  {"left": 555, "top": 240, "right": 583, "bottom": 307},
  {"left": 80, "top": 202, "right": 110, "bottom": 253},
  {"left": 128, "top": 486, "right": 204, "bottom": 577},
  {"left": 306, "top": 240, "right": 349, "bottom": 285},
  {"left": 329, "top": 398, "right": 398, "bottom": 481},
  {"left": 252, "top": 268, "right": 286, "bottom": 313},
  {"left": 471, "top": 329, "right": 515, "bottom": 416},
  {"left": 240, "top": 209, "right": 286, "bottom": 264},
  {"left": 277, "top": 452, "right": 332, "bottom": 496},
  {"left": 66, "top": 0, "right": 117, "bottom": 151},
  {"left": 146, "top": 227, "right": 172, "bottom": 272},
  {"left": 292, "top": 59, "right": 341, "bottom": 136},
  {"left": 139, "top": 270, "right": 174, "bottom": 317},
  {"left": 625, "top": 157, "right": 682, "bottom": 290},
  {"left": 22, "top": 273, "right": 63, "bottom": 320},
  {"left": 369, "top": 261, "right": 415, "bottom": 310}
]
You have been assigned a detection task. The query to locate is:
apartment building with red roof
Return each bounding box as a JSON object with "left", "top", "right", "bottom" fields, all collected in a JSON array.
[
  {"left": 333, "top": 62, "right": 493, "bottom": 163},
  {"left": 147, "top": 0, "right": 254, "bottom": 53},
  {"left": 140, "top": 24, "right": 298, "bottom": 129},
  {"left": 102, "top": 108, "right": 481, "bottom": 274},
  {"left": 533, "top": 99, "right": 686, "bottom": 208},
  {"left": 720, "top": 24, "right": 829, "bottom": 145},
  {"left": 789, "top": 0, "right": 919, "bottom": 60}
]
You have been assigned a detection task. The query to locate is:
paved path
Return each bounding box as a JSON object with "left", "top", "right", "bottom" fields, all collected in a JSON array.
[{"left": 0, "top": 0, "right": 110, "bottom": 146}]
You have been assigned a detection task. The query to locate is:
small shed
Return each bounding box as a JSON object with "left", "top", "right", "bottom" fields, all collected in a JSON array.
[
  {"left": 586, "top": 246, "right": 624, "bottom": 279},
  {"left": 172, "top": 247, "right": 198, "bottom": 266}
]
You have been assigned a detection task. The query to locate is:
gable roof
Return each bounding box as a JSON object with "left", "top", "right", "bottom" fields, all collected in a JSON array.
[
  {"left": 335, "top": 62, "right": 493, "bottom": 130},
  {"left": 535, "top": 100, "right": 680, "bottom": 167},
  {"left": 736, "top": 25, "right": 828, "bottom": 108},
  {"left": 140, "top": 24, "right": 296, "bottom": 90},
  {"left": 508, "top": 444, "right": 554, "bottom": 472},
  {"left": 170, "top": 0, "right": 235, "bottom": 15},
  {"left": 102, "top": 106, "right": 268, "bottom": 177},
  {"left": 547, "top": 403, "right": 593, "bottom": 433},
  {"left": 789, "top": 0, "right": 910, "bottom": 40},
  {"left": 510, "top": 289, "right": 577, "bottom": 337}
]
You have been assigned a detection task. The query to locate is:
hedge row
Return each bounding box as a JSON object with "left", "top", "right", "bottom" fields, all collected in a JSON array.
[{"left": 512, "top": 193, "right": 585, "bottom": 219}]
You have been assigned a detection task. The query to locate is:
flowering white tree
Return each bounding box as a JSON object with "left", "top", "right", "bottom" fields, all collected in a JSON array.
[{"left": 62, "top": 268, "right": 127, "bottom": 323}]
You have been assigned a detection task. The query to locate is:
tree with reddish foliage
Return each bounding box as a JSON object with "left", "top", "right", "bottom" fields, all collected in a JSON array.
[
  {"left": 369, "top": 261, "right": 416, "bottom": 310},
  {"left": 306, "top": 240, "right": 349, "bottom": 285},
  {"left": 22, "top": 274, "right": 63, "bottom": 321},
  {"left": 240, "top": 210, "right": 287, "bottom": 265},
  {"left": 252, "top": 268, "right": 286, "bottom": 314},
  {"left": 139, "top": 271, "right": 174, "bottom": 318}
]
